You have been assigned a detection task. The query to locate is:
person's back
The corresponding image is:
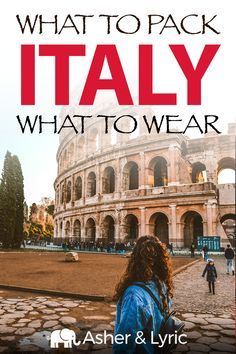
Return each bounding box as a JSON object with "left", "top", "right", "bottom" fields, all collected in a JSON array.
[
  {"left": 224, "top": 244, "right": 235, "bottom": 275},
  {"left": 113, "top": 235, "right": 173, "bottom": 354},
  {"left": 114, "top": 281, "right": 165, "bottom": 354},
  {"left": 224, "top": 246, "right": 234, "bottom": 259}
]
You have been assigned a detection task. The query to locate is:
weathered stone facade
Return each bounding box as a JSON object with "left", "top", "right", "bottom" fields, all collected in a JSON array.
[{"left": 54, "top": 105, "right": 235, "bottom": 248}]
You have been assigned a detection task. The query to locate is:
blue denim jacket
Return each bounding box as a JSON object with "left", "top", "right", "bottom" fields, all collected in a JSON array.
[{"left": 113, "top": 281, "right": 167, "bottom": 354}]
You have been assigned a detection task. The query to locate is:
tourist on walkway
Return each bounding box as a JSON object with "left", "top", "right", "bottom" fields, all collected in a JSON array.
[
  {"left": 113, "top": 235, "right": 173, "bottom": 353},
  {"left": 224, "top": 244, "right": 235, "bottom": 275},
  {"left": 168, "top": 242, "right": 174, "bottom": 256},
  {"left": 202, "top": 258, "right": 217, "bottom": 295},
  {"left": 190, "top": 242, "right": 195, "bottom": 257},
  {"left": 202, "top": 244, "right": 209, "bottom": 261}
]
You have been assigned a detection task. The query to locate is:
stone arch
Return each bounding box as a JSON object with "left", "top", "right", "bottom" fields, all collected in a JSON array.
[
  {"left": 181, "top": 211, "right": 203, "bottom": 248},
  {"left": 124, "top": 214, "right": 139, "bottom": 240},
  {"left": 123, "top": 161, "right": 139, "bottom": 190},
  {"left": 220, "top": 213, "right": 236, "bottom": 247},
  {"left": 73, "top": 219, "right": 81, "bottom": 240},
  {"left": 102, "top": 167, "right": 115, "bottom": 194},
  {"left": 217, "top": 157, "right": 235, "bottom": 184},
  {"left": 75, "top": 176, "right": 82, "bottom": 200},
  {"left": 149, "top": 212, "right": 169, "bottom": 244},
  {"left": 102, "top": 215, "right": 115, "bottom": 243},
  {"left": 192, "top": 162, "right": 207, "bottom": 183},
  {"left": 148, "top": 157, "right": 168, "bottom": 187},
  {"left": 85, "top": 218, "right": 96, "bottom": 241},
  {"left": 65, "top": 220, "right": 71, "bottom": 238},
  {"left": 66, "top": 181, "right": 72, "bottom": 203},
  {"left": 87, "top": 172, "right": 96, "bottom": 197}
]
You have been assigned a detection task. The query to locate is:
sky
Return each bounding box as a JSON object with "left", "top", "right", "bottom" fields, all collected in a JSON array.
[{"left": 0, "top": 0, "right": 235, "bottom": 205}]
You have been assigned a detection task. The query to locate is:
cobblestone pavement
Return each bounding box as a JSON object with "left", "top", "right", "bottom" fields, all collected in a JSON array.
[{"left": 0, "top": 257, "right": 235, "bottom": 353}]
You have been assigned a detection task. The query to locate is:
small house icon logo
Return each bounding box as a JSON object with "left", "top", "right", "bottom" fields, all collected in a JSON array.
[{"left": 50, "top": 328, "right": 80, "bottom": 348}]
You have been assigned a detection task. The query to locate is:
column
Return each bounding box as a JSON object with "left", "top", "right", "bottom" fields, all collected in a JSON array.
[
  {"left": 95, "top": 163, "right": 100, "bottom": 195},
  {"left": 139, "top": 207, "right": 146, "bottom": 236},
  {"left": 114, "top": 223, "right": 120, "bottom": 242},
  {"left": 176, "top": 222, "right": 184, "bottom": 248},
  {"left": 82, "top": 169, "right": 86, "bottom": 202},
  {"left": 71, "top": 175, "right": 75, "bottom": 205},
  {"left": 81, "top": 217, "right": 85, "bottom": 241},
  {"left": 62, "top": 219, "right": 65, "bottom": 239},
  {"left": 211, "top": 201, "right": 218, "bottom": 235},
  {"left": 70, "top": 217, "right": 73, "bottom": 238},
  {"left": 169, "top": 204, "right": 177, "bottom": 245},
  {"left": 95, "top": 213, "right": 100, "bottom": 240},
  {"left": 139, "top": 152, "right": 146, "bottom": 188},
  {"left": 206, "top": 201, "right": 213, "bottom": 235},
  {"left": 168, "top": 145, "right": 179, "bottom": 186},
  {"left": 114, "top": 158, "right": 121, "bottom": 199}
]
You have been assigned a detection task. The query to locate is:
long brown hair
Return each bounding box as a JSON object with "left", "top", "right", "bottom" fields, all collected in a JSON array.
[{"left": 114, "top": 235, "right": 173, "bottom": 310}]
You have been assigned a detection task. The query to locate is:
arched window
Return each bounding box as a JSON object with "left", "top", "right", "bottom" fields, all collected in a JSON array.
[
  {"left": 192, "top": 162, "right": 207, "bottom": 183},
  {"left": 102, "top": 216, "right": 115, "bottom": 242},
  {"left": 148, "top": 157, "right": 168, "bottom": 187},
  {"left": 85, "top": 218, "right": 96, "bottom": 241},
  {"left": 217, "top": 158, "right": 235, "bottom": 184},
  {"left": 60, "top": 183, "right": 65, "bottom": 204},
  {"left": 103, "top": 167, "right": 115, "bottom": 193},
  {"left": 149, "top": 212, "right": 169, "bottom": 244},
  {"left": 73, "top": 220, "right": 81, "bottom": 240},
  {"left": 75, "top": 176, "right": 82, "bottom": 200},
  {"left": 65, "top": 221, "right": 70, "bottom": 238},
  {"left": 87, "top": 172, "right": 96, "bottom": 197},
  {"left": 220, "top": 214, "right": 236, "bottom": 247},
  {"left": 124, "top": 214, "right": 139, "bottom": 240},
  {"left": 66, "top": 181, "right": 72, "bottom": 203},
  {"left": 181, "top": 211, "right": 203, "bottom": 248},
  {"left": 123, "top": 162, "right": 139, "bottom": 190}
]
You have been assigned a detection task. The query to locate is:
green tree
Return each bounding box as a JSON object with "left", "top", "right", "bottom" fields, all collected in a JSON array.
[
  {"left": 12, "top": 155, "right": 24, "bottom": 248},
  {"left": 0, "top": 151, "right": 25, "bottom": 248},
  {"left": 0, "top": 152, "right": 17, "bottom": 248}
]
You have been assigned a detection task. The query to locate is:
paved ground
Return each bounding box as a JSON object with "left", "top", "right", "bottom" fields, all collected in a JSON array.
[{"left": 0, "top": 257, "right": 235, "bottom": 353}]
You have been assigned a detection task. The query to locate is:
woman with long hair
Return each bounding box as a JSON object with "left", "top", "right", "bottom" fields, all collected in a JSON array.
[{"left": 113, "top": 235, "right": 173, "bottom": 354}]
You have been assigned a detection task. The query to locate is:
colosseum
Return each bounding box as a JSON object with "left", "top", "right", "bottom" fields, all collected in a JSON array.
[{"left": 54, "top": 102, "right": 235, "bottom": 249}]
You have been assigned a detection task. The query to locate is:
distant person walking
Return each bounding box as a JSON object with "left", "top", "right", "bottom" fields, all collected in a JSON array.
[
  {"left": 168, "top": 242, "right": 174, "bottom": 256},
  {"left": 190, "top": 242, "right": 195, "bottom": 258},
  {"left": 224, "top": 244, "right": 235, "bottom": 275},
  {"left": 202, "top": 244, "right": 209, "bottom": 261},
  {"left": 202, "top": 258, "right": 217, "bottom": 295}
]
